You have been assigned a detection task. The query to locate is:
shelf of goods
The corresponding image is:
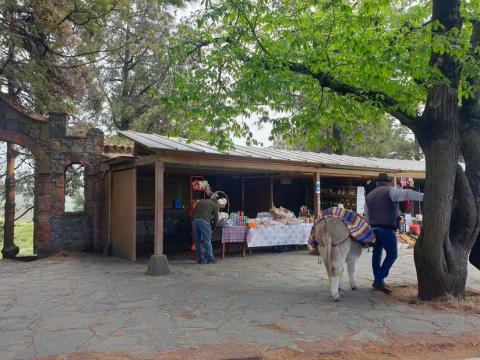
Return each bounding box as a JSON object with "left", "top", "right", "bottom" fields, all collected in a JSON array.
[{"left": 321, "top": 186, "right": 358, "bottom": 210}]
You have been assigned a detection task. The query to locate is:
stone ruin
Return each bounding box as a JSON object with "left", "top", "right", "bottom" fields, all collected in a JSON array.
[{"left": 0, "top": 95, "right": 108, "bottom": 257}]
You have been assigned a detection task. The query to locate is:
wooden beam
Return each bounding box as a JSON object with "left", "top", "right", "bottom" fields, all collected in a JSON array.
[
  {"left": 135, "top": 154, "right": 156, "bottom": 167},
  {"left": 154, "top": 160, "right": 165, "bottom": 256},
  {"left": 118, "top": 152, "right": 426, "bottom": 179}
]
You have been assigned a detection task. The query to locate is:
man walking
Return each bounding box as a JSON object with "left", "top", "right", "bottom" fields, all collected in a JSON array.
[
  {"left": 193, "top": 192, "right": 220, "bottom": 264},
  {"left": 366, "top": 173, "right": 424, "bottom": 293}
]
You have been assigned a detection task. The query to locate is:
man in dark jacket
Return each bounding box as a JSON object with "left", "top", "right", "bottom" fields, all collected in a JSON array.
[
  {"left": 193, "top": 194, "right": 220, "bottom": 264},
  {"left": 366, "top": 173, "right": 424, "bottom": 293}
]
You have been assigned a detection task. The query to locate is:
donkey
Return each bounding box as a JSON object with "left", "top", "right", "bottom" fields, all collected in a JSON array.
[{"left": 314, "top": 217, "right": 363, "bottom": 301}]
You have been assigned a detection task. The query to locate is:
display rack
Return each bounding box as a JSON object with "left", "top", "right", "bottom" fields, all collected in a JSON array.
[{"left": 321, "top": 186, "right": 358, "bottom": 210}]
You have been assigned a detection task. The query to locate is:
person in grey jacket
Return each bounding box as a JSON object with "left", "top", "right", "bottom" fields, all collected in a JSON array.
[{"left": 365, "top": 173, "right": 424, "bottom": 294}]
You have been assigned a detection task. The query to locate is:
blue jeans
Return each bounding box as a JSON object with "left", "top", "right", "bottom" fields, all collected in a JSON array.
[
  {"left": 372, "top": 227, "right": 398, "bottom": 284},
  {"left": 193, "top": 219, "right": 214, "bottom": 261}
]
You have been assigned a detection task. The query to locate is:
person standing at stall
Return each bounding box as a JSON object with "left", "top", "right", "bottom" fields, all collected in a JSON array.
[
  {"left": 366, "top": 173, "right": 424, "bottom": 293},
  {"left": 193, "top": 192, "right": 220, "bottom": 264}
]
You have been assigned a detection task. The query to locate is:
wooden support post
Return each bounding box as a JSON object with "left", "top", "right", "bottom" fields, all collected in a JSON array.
[
  {"left": 154, "top": 160, "right": 165, "bottom": 256},
  {"left": 103, "top": 171, "right": 112, "bottom": 256},
  {"left": 147, "top": 159, "right": 170, "bottom": 275},
  {"left": 314, "top": 172, "right": 321, "bottom": 219}
]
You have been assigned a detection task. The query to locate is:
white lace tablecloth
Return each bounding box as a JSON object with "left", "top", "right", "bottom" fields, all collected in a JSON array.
[{"left": 246, "top": 223, "right": 314, "bottom": 248}]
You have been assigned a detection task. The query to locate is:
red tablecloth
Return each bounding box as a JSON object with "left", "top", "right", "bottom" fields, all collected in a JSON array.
[{"left": 221, "top": 226, "right": 248, "bottom": 243}]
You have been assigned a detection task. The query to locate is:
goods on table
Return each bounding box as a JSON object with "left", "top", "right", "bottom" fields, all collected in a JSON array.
[
  {"left": 229, "top": 211, "right": 249, "bottom": 226},
  {"left": 192, "top": 180, "right": 210, "bottom": 191},
  {"left": 257, "top": 212, "right": 273, "bottom": 219},
  {"left": 270, "top": 206, "right": 296, "bottom": 221},
  {"left": 299, "top": 206, "right": 314, "bottom": 223},
  {"left": 255, "top": 219, "right": 282, "bottom": 227},
  {"left": 398, "top": 232, "right": 417, "bottom": 247},
  {"left": 409, "top": 224, "right": 421, "bottom": 236},
  {"left": 299, "top": 206, "right": 311, "bottom": 217}
]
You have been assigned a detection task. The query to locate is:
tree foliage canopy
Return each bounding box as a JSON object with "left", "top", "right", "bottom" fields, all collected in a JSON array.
[
  {"left": 165, "top": 0, "right": 479, "bottom": 149},
  {"left": 0, "top": 0, "right": 123, "bottom": 112}
]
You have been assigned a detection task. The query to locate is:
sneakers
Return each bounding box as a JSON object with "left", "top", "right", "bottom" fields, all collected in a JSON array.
[
  {"left": 197, "top": 259, "right": 206, "bottom": 264},
  {"left": 207, "top": 258, "right": 217, "bottom": 264},
  {"left": 372, "top": 282, "right": 392, "bottom": 294}
]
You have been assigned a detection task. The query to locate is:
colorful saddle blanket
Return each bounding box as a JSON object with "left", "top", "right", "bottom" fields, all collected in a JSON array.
[{"left": 308, "top": 207, "right": 375, "bottom": 249}]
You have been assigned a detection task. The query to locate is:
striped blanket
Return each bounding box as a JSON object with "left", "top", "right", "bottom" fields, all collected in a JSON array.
[{"left": 308, "top": 207, "right": 375, "bottom": 250}]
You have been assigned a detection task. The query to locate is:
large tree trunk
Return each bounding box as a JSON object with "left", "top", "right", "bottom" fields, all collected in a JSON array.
[
  {"left": 462, "top": 22, "right": 480, "bottom": 271},
  {"left": 2, "top": 143, "right": 19, "bottom": 258},
  {"left": 410, "top": 0, "right": 480, "bottom": 301},
  {"left": 2, "top": 7, "right": 19, "bottom": 258},
  {"left": 414, "top": 116, "right": 465, "bottom": 299}
]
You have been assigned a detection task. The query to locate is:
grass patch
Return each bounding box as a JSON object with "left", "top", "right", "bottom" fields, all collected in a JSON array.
[{"left": 0, "top": 218, "right": 34, "bottom": 258}]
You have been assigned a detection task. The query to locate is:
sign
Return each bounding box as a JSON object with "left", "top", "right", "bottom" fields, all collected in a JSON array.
[
  {"left": 356, "top": 186, "right": 365, "bottom": 214},
  {"left": 315, "top": 181, "right": 321, "bottom": 194}
]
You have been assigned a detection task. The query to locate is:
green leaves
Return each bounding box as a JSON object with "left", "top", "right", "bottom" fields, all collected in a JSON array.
[{"left": 158, "top": 0, "right": 480, "bottom": 150}]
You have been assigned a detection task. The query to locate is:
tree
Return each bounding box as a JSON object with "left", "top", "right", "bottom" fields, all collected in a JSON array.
[
  {"left": 275, "top": 116, "right": 423, "bottom": 160},
  {"left": 86, "top": 0, "right": 178, "bottom": 132},
  {"left": 165, "top": 0, "right": 480, "bottom": 300}
]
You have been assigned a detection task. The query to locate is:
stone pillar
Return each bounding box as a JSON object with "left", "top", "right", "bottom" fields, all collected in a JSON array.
[{"left": 33, "top": 170, "right": 54, "bottom": 256}]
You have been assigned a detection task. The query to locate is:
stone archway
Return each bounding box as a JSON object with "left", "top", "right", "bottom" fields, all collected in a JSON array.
[
  {"left": 0, "top": 128, "right": 52, "bottom": 257},
  {"left": 0, "top": 95, "right": 105, "bottom": 257}
]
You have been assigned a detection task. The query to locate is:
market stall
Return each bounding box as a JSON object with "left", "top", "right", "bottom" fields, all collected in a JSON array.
[{"left": 216, "top": 206, "right": 314, "bottom": 255}]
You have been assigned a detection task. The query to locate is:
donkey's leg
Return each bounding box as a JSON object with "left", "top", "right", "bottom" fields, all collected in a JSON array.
[
  {"left": 330, "top": 275, "right": 341, "bottom": 301},
  {"left": 347, "top": 242, "right": 363, "bottom": 290}
]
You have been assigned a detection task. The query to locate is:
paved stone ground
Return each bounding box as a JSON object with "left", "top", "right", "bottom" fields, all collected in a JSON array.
[{"left": 1, "top": 246, "right": 480, "bottom": 359}]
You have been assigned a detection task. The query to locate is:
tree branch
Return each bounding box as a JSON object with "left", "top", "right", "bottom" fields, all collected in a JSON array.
[
  {"left": 14, "top": 206, "right": 34, "bottom": 222},
  {"left": 288, "top": 62, "right": 418, "bottom": 129}
]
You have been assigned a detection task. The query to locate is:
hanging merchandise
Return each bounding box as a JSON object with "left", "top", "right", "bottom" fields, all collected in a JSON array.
[
  {"left": 192, "top": 180, "right": 210, "bottom": 191},
  {"left": 399, "top": 177, "right": 414, "bottom": 212}
]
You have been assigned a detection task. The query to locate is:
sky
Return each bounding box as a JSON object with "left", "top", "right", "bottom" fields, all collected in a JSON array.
[{"left": 233, "top": 116, "right": 273, "bottom": 147}]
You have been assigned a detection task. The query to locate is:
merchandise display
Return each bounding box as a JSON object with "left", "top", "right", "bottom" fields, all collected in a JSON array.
[
  {"left": 321, "top": 186, "right": 358, "bottom": 210},
  {"left": 192, "top": 180, "right": 210, "bottom": 191},
  {"left": 398, "top": 232, "right": 417, "bottom": 248}
]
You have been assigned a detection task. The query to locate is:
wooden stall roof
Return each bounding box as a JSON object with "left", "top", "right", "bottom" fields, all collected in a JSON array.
[{"left": 116, "top": 130, "right": 427, "bottom": 178}]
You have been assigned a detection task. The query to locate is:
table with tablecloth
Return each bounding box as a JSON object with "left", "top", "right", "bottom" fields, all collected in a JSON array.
[
  {"left": 219, "top": 225, "right": 248, "bottom": 258},
  {"left": 246, "top": 223, "right": 314, "bottom": 248}
]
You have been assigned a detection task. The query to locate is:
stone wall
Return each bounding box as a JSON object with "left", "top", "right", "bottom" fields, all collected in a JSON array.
[{"left": 0, "top": 95, "right": 106, "bottom": 257}]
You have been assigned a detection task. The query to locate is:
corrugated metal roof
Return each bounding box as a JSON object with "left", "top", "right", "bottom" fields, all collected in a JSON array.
[{"left": 118, "top": 130, "right": 426, "bottom": 173}]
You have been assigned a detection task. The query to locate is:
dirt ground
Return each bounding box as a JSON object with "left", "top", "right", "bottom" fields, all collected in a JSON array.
[{"left": 39, "top": 331, "right": 480, "bottom": 360}]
